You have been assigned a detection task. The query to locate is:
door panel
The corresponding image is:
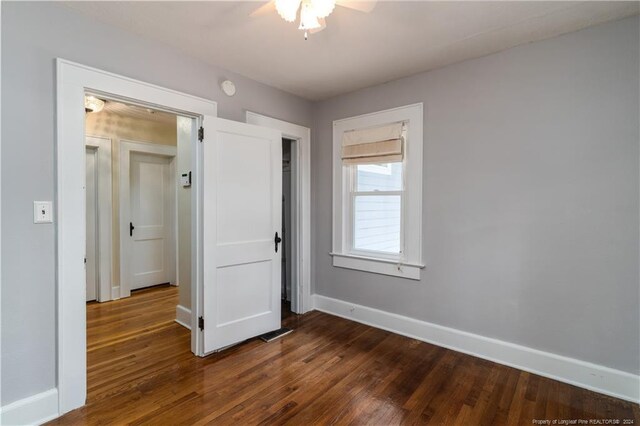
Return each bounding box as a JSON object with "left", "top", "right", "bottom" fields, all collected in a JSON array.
[
  {"left": 216, "top": 134, "right": 273, "bottom": 244},
  {"left": 216, "top": 261, "right": 273, "bottom": 326},
  {"left": 130, "top": 153, "right": 172, "bottom": 290},
  {"left": 203, "top": 116, "right": 282, "bottom": 353},
  {"left": 86, "top": 148, "right": 98, "bottom": 302}
]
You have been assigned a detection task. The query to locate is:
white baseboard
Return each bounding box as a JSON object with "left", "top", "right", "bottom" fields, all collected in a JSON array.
[
  {"left": 312, "top": 294, "right": 640, "bottom": 403},
  {"left": 111, "top": 286, "right": 120, "bottom": 300},
  {"left": 0, "top": 388, "right": 59, "bottom": 425},
  {"left": 175, "top": 304, "right": 191, "bottom": 330}
]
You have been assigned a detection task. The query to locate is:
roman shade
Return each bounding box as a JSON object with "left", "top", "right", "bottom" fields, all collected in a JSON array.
[{"left": 342, "top": 122, "right": 404, "bottom": 164}]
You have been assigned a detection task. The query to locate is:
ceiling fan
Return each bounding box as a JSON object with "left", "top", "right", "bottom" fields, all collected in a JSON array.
[{"left": 251, "top": 0, "right": 377, "bottom": 39}]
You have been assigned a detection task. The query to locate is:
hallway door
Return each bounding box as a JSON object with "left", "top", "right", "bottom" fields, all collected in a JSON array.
[{"left": 129, "top": 153, "right": 174, "bottom": 291}]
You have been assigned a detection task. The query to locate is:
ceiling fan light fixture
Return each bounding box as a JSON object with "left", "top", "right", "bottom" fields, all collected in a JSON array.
[
  {"left": 310, "top": 0, "right": 335, "bottom": 18},
  {"left": 298, "top": 1, "right": 322, "bottom": 30},
  {"left": 275, "top": 0, "right": 301, "bottom": 22}
]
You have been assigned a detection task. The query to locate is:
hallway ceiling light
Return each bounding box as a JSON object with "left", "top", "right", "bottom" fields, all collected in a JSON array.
[{"left": 84, "top": 95, "right": 105, "bottom": 113}]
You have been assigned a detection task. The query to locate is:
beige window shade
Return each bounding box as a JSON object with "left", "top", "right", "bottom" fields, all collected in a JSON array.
[{"left": 342, "top": 122, "right": 404, "bottom": 165}]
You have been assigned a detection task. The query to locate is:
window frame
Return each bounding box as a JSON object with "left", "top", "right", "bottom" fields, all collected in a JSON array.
[{"left": 331, "top": 103, "right": 424, "bottom": 280}]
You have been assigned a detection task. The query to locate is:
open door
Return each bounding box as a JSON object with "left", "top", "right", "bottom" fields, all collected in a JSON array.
[{"left": 202, "top": 116, "right": 282, "bottom": 353}]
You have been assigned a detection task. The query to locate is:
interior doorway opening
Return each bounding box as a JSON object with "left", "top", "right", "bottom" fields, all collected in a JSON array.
[
  {"left": 83, "top": 96, "right": 194, "bottom": 403},
  {"left": 57, "top": 59, "right": 219, "bottom": 414},
  {"left": 84, "top": 98, "right": 187, "bottom": 303},
  {"left": 245, "top": 111, "right": 312, "bottom": 317}
]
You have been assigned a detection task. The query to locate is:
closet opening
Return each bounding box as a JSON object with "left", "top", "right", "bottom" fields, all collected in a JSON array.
[{"left": 281, "top": 137, "right": 298, "bottom": 322}]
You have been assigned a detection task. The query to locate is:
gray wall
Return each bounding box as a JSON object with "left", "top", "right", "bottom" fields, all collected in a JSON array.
[
  {"left": 312, "top": 16, "right": 639, "bottom": 375},
  {"left": 1, "top": 2, "right": 313, "bottom": 405}
]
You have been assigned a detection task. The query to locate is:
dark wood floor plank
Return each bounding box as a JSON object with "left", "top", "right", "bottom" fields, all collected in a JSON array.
[{"left": 48, "top": 286, "right": 640, "bottom": 425}]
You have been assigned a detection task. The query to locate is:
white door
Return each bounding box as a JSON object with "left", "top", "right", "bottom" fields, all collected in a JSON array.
[
  {"left": 129, "top": 153, "right": 173, "bottom": 291},
  {"left": 202, "top": 116, "right": 282, "bottom": 353},
  {"left": 86, "top": 148, "right": 98, "bottom": 302}
]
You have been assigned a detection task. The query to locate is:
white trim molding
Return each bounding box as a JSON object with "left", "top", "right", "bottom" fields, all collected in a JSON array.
[
  {"left": 56, "top": 58, "right": 216, "bottom": 415},
  {"left": 0, "top": 388, "right": 59, "bottom": 426},
  {"left": 85, "top": 136, "right": 113, "bottom": 302},
  {"left": 312, "top": 294, "right": 640, "bottom": 403},
  {"left": 332, "top": 103, "right": 423, "bottom": 280},
  {"left": 175, "top": 305, "right": 192, "bottom": 329},
  {"left": 245, "top": 111, "right": 312, "bottom": 314},
  {"left": 330, "top": 252, "right": 423, "bottom": 280}
]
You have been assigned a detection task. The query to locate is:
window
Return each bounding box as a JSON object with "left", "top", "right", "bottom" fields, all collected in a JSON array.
[
  {"left": 332, "top": 103, "right": 424, "bottom": 280},
  {"left": 351, "top": 161, "right": 403, "bottom": 255}
]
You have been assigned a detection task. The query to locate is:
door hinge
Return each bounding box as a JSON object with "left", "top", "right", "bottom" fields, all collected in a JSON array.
[
  {"left": 198, "top": 316, "right": 204, "bottom": 330},
  {"left": 198, "top": 126, "right": 204, "bottom": 142}
]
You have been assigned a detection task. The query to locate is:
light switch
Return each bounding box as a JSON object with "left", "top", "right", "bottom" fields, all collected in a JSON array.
[{"left": 34, "top": 201, "right": 53, "bottom": 224}]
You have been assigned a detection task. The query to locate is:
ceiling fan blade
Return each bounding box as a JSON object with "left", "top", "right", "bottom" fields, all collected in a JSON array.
[
  {"left": 335, "top": 0, "right": 377, "bottom": 13},
  {"left": 249, "top": 1, "right": 276, "bottom": 18},
  {"left": 309, "top": 17, "right": 327, "bottom": 34}
]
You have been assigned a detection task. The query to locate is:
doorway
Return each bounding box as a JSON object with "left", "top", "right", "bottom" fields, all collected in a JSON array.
[
  {"left": 281, "top": 138, "right": 296, "bottom": 319},
  {"left": 246, "top": 112, "right": 312, "bottom": 316},
  {"left": 83, "top": 98, "right": 186, "bottom": 404},
  {"left": 58, "top": 59, "right": 217, "bottom": 413},
  {"left": 84, "top": 99, "right": 180, "bottom": 301}
]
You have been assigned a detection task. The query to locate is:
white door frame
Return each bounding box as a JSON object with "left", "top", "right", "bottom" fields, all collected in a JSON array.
[
  {"left": 119, "top": 140, "right": 177, "bottom": 298},
  {"left": 85, "top": 136, "right": 113, "bottom": 302},
  {"left": 246, "top": 112, "right": 312, "bottom": 314},
  {"left": 56, "top": 58, "right": 216, "bottom": 415}
]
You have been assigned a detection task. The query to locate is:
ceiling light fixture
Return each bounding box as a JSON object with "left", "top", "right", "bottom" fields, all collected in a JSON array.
[
  {"left": 275, "top": 0, "right": 335, "bottom": 39},
  {"left": 84, "top": 95, "right": 105, "bottom": 113}
]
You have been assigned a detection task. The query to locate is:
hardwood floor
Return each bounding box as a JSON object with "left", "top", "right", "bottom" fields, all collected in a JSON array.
[{"left": 50, "top": 285, "right": 639, "bottom": 425}]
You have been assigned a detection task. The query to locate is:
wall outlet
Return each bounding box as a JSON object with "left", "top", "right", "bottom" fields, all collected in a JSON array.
[{"left": 34, "top": 201, "right": 53, "bottom": 223}]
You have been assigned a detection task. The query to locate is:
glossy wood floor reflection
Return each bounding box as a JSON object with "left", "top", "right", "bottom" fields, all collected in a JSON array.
[{"left": 50, "top": 285, "right": 639, "bottom": 425}]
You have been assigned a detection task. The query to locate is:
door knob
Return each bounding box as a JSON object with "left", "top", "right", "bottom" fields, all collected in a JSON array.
[
  {"left": 274, "top": 232, "right": 282, "bottom": 253},
  {"left": 130, "top": 222, "right": 135, "bottom": 237}
]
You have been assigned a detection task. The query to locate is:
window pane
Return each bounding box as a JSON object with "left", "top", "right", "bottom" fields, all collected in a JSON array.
[
  {"left": 356, "top": 162, "right": 402, "bottom": 192},
  {"left": 354, "top": 195, "right": 401, "bottom": 254}
]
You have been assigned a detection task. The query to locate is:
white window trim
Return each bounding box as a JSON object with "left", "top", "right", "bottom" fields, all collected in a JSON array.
[{"left": 331, "top": 103, "right": 424, "bottom": 280}]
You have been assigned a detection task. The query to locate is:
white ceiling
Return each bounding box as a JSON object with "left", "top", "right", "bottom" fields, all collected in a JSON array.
[
  {"left": 64, "top": 1, "right": 639, "bottom": 101},
  {"left": 101, "top": 100, "right": 177, "bottom": 125}
]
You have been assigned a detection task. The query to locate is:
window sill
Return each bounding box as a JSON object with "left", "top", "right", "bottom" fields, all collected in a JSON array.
[{"left": 329, "top": 252, "right": 424, "bottom": 280}]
